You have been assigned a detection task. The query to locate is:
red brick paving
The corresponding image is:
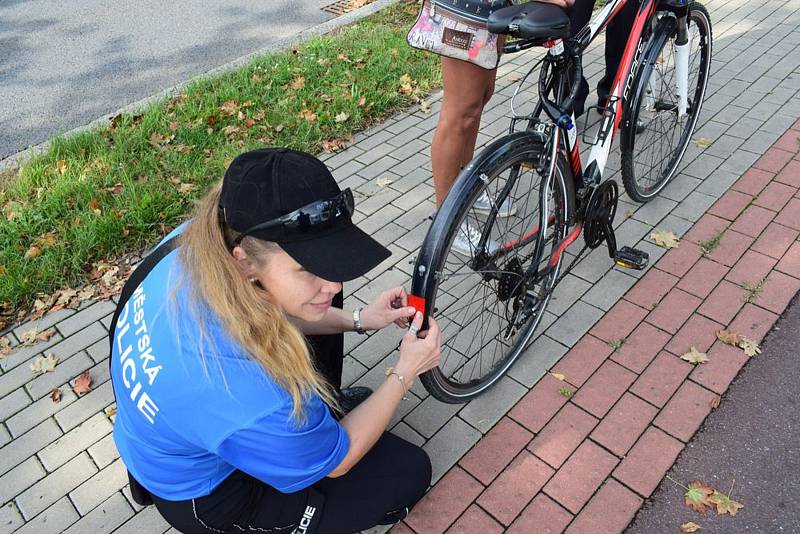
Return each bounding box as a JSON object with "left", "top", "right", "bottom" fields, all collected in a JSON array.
[{"left": 398, "top": 129, "right": 800, "bottom": 534}]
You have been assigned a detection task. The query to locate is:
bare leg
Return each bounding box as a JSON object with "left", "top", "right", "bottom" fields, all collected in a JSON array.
[{"left": 431, "top": 57, "right": 498, "bottom": 206}]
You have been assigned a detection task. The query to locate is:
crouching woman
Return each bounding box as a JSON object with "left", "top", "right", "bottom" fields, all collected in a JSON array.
[{"left": 110, "top": 148, "right": 441, "bottom": 533}]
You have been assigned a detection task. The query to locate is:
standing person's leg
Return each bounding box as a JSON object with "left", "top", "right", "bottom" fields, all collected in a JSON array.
[
  {"left": 431, "top": 57, "right": 499, "bottom": 205},
  {"left": 569, "top": 0, "right": 596, "bottom": 116},
  {"left": 598, "top": 0, "right": 639, "bottom": 104}
]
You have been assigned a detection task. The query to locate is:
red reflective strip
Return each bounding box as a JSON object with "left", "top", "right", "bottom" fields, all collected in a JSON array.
[
  {"left": 571, "top": 144, "right": 582, "bottom": 175},
  {"left": 408, "top": 295, "right": 426, "bottom": 315},
  {"left": 613, "top": 0, "right": 657, "bottom": 131},
  {"left": 499, "top": 214, "right": 557, "bottom": 251},
  {"left": 549, "top": 223, "right": 583, "bottom": 267}
]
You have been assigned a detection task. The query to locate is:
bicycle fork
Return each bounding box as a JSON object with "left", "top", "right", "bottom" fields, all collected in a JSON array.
[{"left": 674, "top": 5, "right": 691, "bottom": 118}]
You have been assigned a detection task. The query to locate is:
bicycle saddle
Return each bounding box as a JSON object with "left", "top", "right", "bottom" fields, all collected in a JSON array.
[{"left": 487, "top": 1, "right": 570, "bottom": 40}]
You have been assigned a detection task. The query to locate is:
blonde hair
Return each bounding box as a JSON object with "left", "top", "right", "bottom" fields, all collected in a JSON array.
[{"left": 175, "top": 183, "right": 337, "bottom": 421}]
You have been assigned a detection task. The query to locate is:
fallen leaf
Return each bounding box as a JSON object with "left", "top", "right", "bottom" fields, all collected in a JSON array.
[
  {"left": 178, "top": 182, "right": 197, "bottom": 194},
  {"left": 695, "top": 137, "right": 713, "bottom": 149},
  {"left": 419, "top": 100, "right": 431, "bottom": 113},
  {"left": 650, "top": 230, "right": 680, "bottom": 249},
  {"left": 390, "top": 48, "right": 399, "bottom": 57},
  {"left": 57, "top": 160, "right": 68, "bottom": 175},
  {"left": 716, "top": 329, "right": 740, "bottom": 346},
  {"left": 251, "top": 73, "right": 262, "bottom": 83},
  {"left": 738, "top": 337, "right": 761, "bottom": 357},
  {"left": 104, "top": 404, "right": 117, "bottom": 419},
  {"left": 376, "top": 177, "right": 394, "bottom": 188},
  {"left": 299, "top": 109, "right": 317, "bottom": 123},
  {"left": 219, "top": 99, "right": 240, "bottom": 116},
  {"left": 681, "top": 346, "right": 709, "bottom": 364},
  {"left": 685, "top": 481, "right": 714, "bottom": 514},
  {"left": 30, "top": 353, "right": 58, "bottom": 375},
  {"left": 317, "top": 58, "right": 330, "bottom": 67},
  {"left": 334, "top": 112, "right": 350, "bottom": 123},
  {"left": 321, "top": 138, "right": 347, "bottom": 152},
  {"left": 73, "top": 370, "right": 93, "bottom": 396},
  {"left": 710, "top": 395, "right": 721, "bottom": 409},
  {"left": 168, "top": 120, "right": 180, "bottom": 131},
  {"left": 681, "top": 522, "right": 702, "bottom": 533},
  {"left": 290, "top": 77, "right": 306, "bottom": 90},
  {"left": 24, "top": 245, "right": 41, "bottom": 260},
  {"left": 550, "top": 372, "right": 566, "bottom": 381},
  {"left": 358, "top": 96, "right": 367, "bottom": 107},
  {"left": 50, "top": 388, "right": 62, "bottom": 403},
  {"left": 709, "top": 490, "right": 743, "bottom": 516},
  {"left": 0, "top": 336, "right": 12, "bottom": 356},
  {"left": 18, "top": 328, "right": 56, "bottom": 346}
]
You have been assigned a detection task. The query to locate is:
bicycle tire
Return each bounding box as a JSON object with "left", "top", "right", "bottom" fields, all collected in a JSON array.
[
  {"left": 620, "top": 2, "right": 713, "bottom": 202},
  {"left": 412, "top": 131, "right": 574, "bottom": 403}
]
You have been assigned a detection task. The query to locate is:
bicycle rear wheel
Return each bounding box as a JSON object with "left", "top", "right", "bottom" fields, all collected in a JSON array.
[
  {"left": 412, "top": 131, "right": 573, "bottom": 403},
  {"left": 620, "top": 2, "right": 713, "bottom": 202}
]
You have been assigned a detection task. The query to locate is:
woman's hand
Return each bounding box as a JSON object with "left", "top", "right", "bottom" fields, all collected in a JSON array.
[
  {"left": 395, "top": 312, "right": 442, "bottom": 389},
  {"left": 359, "top": 287, "right": 417, "bottom": 331}
]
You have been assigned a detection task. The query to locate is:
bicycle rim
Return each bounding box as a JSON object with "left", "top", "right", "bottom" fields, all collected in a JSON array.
[
  {"left": 420, "top": 143, "right": 570, "bottom": 402},
  {"left": 622, "top": 3, "right": 712, "bottom": 201}
]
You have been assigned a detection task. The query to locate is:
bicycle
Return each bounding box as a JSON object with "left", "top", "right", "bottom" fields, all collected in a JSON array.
[{"left": 408, "top": 0, "right": 712, "bottom": 403}]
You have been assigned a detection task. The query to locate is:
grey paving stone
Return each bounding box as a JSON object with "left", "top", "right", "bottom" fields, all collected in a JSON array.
[
  {"left": 390, "top": 182, "right": 434, "bottom": 213},
  {"left": 547, "top": 275, "right": 591, "bottom": 317},
  {"left": 120, "top": 486, "right": 146, "bottom": 513},
  {"left": 0, "top": 418, "right": 61, "bottom": 476},
  {"left": 459, "top": 376, "right": 527, "bottom": 434},
  {"left": 324, "top": 146, "right": 364, "bottom": 170},
  {"left": 657, "top": 214, "right": 696, "bottom": 239},
  {"left": 55, "top": 301, "right": 116, "bottom": 338},
  {"left": 11, "top": 308, "right": 76, "bottom": 340},
  {"left": 48, "top": 322, "right": 108, "bottom": 363},
  {"left": 570, "top": 246, "right": 613, "bottom": 284},
  {"left": 0, "top": 331, "right": 63, "bottom": 372},
  {"left": 38, "top": 413, "right": 112, "bottom": 472},
  {"left": 355, "top": 186, "right": 403, "bottom": 217},
  {"left": 393, "top": 219, "right": 430, "bottom": 253},
  {"left": 508, "top": 335, "right": 569, "bottom": 388},
  {"left": 704, "top": 134, "right": 745, "bottom": 160},
  {"left": 423, "top": 417, "right": 482, "bottom": 483},
  {"left": 69, "top": 459, "right": 128, "bottom": 516},
  {"left": 364, "top": 244, "right": 406, "bottom": 281},
  {"left": 660, "top": 174, "right": 702, "bottom": 203},
  {"left": 87, "top": 433, "right": 120, "bottom": 471},
  {"left": 404, "top": 395, "right": 462, "bottom": 439},
  {"left": 6, "top": 386, "right": 78, "bottom": 438},
  {"left": 113, "top": 505, "right": 170, "bottom": 534},
  {"left": 357, "top": 204, "right": 404, "bottom": 236},
  {"left": 386, "top": 125, "right": 427, "bottom": 148},
  {"left": 86, "top": 339, "right": 110, "bottom": 364},
  {"left": 12, "top": 497, "right": 79, "bottom": 534},
  {"left": 720, "top": 148, "right": 761, "bottom": 175},
  {"left": 63, "top": 492, "right": 132, "bottom": 534},
  {"left": 0, "top": 426, "right": 9, "bottom": 449},
  {"left": 353, "top": 269, "right": 410, "bottom": 306},
  {"left": 390, "top": 421, "right": 426, "bottom": 448},
  {"left": 350, "top": 327, "right": 402, "bottom": 369},
  {"left": 615, "top": 218, "right": 654, "bottom": 247},
  {"left": 16, "top": 453, "right": 97, "bottom": 519},
  {"left": 371, "top": 222, "right": 407, "bottom": 249},
  {"left": 390, "top": 152, "right": 430, "bottom": 179},
  {"left": 0, "top": 502, "right": 23, "bottom": 534},
  {"left": 393, "top": 199, "right": 435, "bottom": 231},
  {"left": 740, "top": 128, "right": 784, "bottom": 154},
  {"left": 26, "top": 351, "right": 93, "bottom": 401},
  {"left": 0, "top": 388, "right": 31, "bottom": 422},
  {"left": 681, "top": 153, "right": 726, "bottom": 181},
  {"left": 546, "top": 300, "right": 605, "bottom": 348},
  {"left": 99, "top": 312, "right": 114, "bottom": 330},
  {"left": 672, "top": 191, "right": 719, "bottom": 222},
  {"left": 583, "top": 269, "right": 638, "bottom": 311},
  {"left": 0, "top": 457, "right": 45, "bottom": 507},
  {"left": 331, "top": 159, "right": 366, "bottom": 183},
  {"left": 631, "top": 195, "right": 678, "bottom": 226},
  {"left": 696, "top": 168, "right": 741, "bottom": 197},
  {"left": 54, "top": 381, "right": 114, "bottom": 433}
]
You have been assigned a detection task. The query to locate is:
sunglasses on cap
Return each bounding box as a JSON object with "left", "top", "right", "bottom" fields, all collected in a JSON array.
[{"left": 221, "top": 188, "right": 355, "bottom": 248}]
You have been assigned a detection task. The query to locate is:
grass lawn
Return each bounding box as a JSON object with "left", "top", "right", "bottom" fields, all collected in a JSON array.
[{"left": 0, "top": 0, "right": 441, "bottom": 325}]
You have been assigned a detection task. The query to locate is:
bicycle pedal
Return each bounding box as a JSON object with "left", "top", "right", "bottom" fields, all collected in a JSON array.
[{"left": 614, "top": 246, "right": 649, "bottom": 270}]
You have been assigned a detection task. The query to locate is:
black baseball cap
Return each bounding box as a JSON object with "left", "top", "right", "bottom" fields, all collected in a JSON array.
[{"left": 219, "top": 148, "right": 391, "bottom": 282}]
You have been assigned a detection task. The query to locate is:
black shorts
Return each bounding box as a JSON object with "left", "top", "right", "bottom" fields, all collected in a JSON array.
[{"left": 151, "top": 431, "right": 431, "bottom": 534}]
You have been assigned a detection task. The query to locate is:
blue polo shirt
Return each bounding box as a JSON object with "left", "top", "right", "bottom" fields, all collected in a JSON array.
[{"left": 111, "top": 228, "right": 349, "bottom": 500}]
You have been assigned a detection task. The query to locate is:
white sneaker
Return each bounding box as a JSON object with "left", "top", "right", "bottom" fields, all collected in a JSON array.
[
  {"left": 473, "top": 191, "right": 517, "bottom": 217},
  {"left": 452, "top": 221, "right": 499, "bottom": 258}
]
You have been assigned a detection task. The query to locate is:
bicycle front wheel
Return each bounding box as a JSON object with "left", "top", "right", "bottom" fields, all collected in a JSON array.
[
  {"left": 620, "top": 2, "right": 713, "bottom": 202},
  {"left": 412, "top": 131, "right": 573, "bottom": 403}
]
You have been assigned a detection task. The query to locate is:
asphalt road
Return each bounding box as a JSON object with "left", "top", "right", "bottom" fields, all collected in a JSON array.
[
  {"left": 0, "top": 0, "right": 342, "bottom": 160},
  {"left": 628, "top": 296, "right": 800, "bottom": 533}
]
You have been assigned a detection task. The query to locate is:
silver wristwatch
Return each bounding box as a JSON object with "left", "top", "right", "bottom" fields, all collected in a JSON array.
[{"left": 353, "top": 307, "right": 367, "bottom": 335}]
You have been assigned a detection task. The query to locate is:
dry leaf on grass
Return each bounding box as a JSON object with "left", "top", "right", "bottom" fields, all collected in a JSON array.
[
  {"left": 681, "top": 347, "right": 709, "bottom": 364},
  {"left": 73, "top": 370, "right": 93, "bottom": 396},
  {"left": 290, "top": 77, "right": 306, "bottom": 90},
  {"left": 0, "top": 336, "right": 12, "bottom": 356},
  {"left": 24, "top": 245, "right": 42, "bottom": 260},
  {"left": 334, "top": 112, "right": 350, "bottom": 123},
  {"left": 681, "top": 522, "right": 702, "bottom": 533},
  {"left": 650, "top": 230, "right": 680, "bottom": 249},
  {"left": 18, "top": 328, "right": 56, "bottom": 346},
  {"left": 709, "top": 490, "right": 744, "bottom": 516},
  {"left": 685, "top": 481, "right": 715, "bottom": 514},
  {"left": 30, "top": 353, "right": 58, "bottom": 375},
  {"left": 50, "top": 388, "right": 62, "bottom": 403}
]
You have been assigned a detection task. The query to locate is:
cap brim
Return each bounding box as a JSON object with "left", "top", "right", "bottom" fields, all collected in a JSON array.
[{"left": 279, "top": 224, "right": 391, "bottom": 282}]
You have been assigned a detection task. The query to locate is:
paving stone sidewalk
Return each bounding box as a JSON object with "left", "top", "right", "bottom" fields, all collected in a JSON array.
[{"left": 2, "top": 0, "right": 800, "bottom": 531}]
